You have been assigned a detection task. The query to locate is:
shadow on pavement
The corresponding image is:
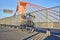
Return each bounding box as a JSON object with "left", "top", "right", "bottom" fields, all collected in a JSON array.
[
  {"left": 44, "top": 35, "right": 60, "bottom": 40},
  {"left": 35, "top": 27, "right": 60, "bottom": 35}
]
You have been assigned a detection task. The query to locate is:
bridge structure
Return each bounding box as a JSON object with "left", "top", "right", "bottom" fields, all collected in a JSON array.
[{"left": 0, "top": 1, "right": 60, "bottom": 36}]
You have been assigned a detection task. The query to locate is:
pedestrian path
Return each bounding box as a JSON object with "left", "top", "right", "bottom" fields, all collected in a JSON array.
[{"left": 0, "top": 26, "right": 38, "bottom": 40}]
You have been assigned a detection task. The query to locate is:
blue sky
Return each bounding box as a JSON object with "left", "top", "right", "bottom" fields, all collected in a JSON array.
[{"left": 0, "top": 0, "right": 60, "bottom": 18}]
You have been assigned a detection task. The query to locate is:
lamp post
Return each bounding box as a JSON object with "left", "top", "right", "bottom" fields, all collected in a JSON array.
[
  {"left": 46, "top": 20, "right": 51, "bottom": 36},
  {"left": 46, "top": 9, "right": 51, "bottom": 36}
]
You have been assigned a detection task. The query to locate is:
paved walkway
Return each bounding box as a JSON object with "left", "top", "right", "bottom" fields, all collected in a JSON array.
[
  {"left": 0, "top": 26, "right": 37, "bottom": 40},
  {"left": 0, "top": 26, "right": 60, "bottom": 40}
]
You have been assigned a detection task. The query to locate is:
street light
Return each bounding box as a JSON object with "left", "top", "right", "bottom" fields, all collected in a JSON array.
[
  {"left": 3, "top": 9, "right": 13, "bottom": 14},
  {"left": 0, "top": 9, "right": 13, "bottom": 14}
]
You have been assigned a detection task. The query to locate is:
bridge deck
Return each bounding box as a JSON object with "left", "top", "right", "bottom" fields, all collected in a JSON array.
[{"left": 0, "top": 26, "right": 46, "bottom": 40}]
